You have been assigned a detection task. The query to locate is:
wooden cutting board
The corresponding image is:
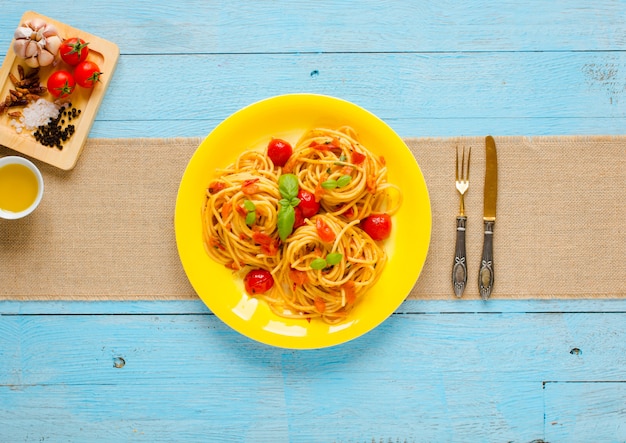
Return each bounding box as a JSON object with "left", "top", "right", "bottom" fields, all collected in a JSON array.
[{"left": 0, "top": 11, "right": 119, "bottom": 170}]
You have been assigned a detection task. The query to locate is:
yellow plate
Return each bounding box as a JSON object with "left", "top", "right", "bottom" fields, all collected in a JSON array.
[{"left": 175, "top": 94, "right": 431, "bottom": 349}]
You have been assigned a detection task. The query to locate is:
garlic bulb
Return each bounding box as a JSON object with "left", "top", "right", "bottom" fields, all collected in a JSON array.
[{"left": 13, "top": 18, "right": 62, "bottom": 68}]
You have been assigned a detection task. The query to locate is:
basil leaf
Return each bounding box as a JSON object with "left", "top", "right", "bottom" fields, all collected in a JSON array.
[
  {"left": 321, "top": 179, "right": 338, "bottom": 190},
  {"left": 245, "top": 211, "right": 256, "bottom": 226},
  {"left": 290, "top": 197, "right": 300, "bottom": 207},
  {"left": 277, "top": 204, "right": 295, "bottom": 241},
  {"left": 243, "top": 200, "right": 256, "bottom": 212},
  {"left": 337, "top": 175, "right": 352, "bottom": 188},
  {"left": 278, "top": 173, "right": 299, "bottom": 200},
  {"left": 279, "top": 198, "right": 291, "bottom": 207},
  {"left": 325, "top": 252, "right": 343, "bottom": 265},
  {"left": 310, "top": 258, "right": 327, "bottom": 270}
]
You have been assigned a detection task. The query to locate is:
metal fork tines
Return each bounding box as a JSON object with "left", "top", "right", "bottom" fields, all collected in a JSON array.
[{"left": 452, "top": 146, "right": 471, "bottom": 297}]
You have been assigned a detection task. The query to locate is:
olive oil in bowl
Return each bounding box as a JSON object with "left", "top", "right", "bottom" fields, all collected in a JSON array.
[{"left": 0, "top": 156, "right": 44, "bottom": 219}]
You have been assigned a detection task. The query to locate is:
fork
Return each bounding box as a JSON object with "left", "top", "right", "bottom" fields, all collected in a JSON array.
[{"left": 452, "top": 146, "right": 471, "bottom": 297}]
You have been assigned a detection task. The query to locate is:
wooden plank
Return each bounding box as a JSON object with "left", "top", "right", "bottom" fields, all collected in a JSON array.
[
  {"left": 1, "top": 1, "right": 625, "bottom": 53},
  {"left": 544, "top": 382, "right": 626, "bottom": 442},
  {"left": 87, "top": 116, "right": 626, "bottom": 139},
  {"left": 0, "top": 311, "right": 623, "bottom": 385},
  {"left": 0, "top": 382, "right": 544, "bottom": 442},
  {"left": 2, "top": 311, "right": 625, "bottom": 440},
  {"left": 100, "top": 52, "right": 626, "bottom": 119},
  {"left": 85, "top": 50, "right": 626, "bottom": 138}
]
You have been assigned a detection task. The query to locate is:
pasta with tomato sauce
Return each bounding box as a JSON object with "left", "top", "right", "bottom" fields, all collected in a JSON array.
[{"left": 202, "top": 126, "right": 402, "bottom": 323}]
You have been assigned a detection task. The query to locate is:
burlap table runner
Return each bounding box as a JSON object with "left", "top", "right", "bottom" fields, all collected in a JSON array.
[{"left": 1, "top": 136, "right": 624, "bottom": 300}]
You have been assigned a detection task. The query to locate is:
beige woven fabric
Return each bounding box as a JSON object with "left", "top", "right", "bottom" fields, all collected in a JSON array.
[{"left": 0, "top": 136, "right": 624, "bottom": 300}]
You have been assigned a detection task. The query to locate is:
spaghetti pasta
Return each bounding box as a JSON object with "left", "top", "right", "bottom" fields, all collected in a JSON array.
[{"left": 202, "top": 126, "right": 402, "bottom": 323}]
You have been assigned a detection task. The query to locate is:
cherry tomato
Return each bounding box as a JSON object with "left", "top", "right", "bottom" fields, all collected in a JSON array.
[
  {"left": 361, "top": 213, "right": 392, "bottom": 241},
  {"left": 315, "top": 217, "right": 335, "bottom": 243},
  {"left": 297, "top": 189, "right": 320, "bottom": 217},
  {"left": 293, "top": 206, "right": 306, "bottom": 230},
  {"left": 74, "top": 61, "right": 103, "bottom": 88},
  {"left": 60, "top": 38, "right": 90, "bottom": 66},
  {"left": 47, "top": 70, "right": 75, "bottom": 98},
  {"left": 267, "top": 138, "right": 292, "bottom": 167},
  {"left": 243, "top": 269, "right": 274, "bottom": 295}
]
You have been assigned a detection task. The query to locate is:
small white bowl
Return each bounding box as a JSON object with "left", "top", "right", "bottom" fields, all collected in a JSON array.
[{"left": 0, "top": 156, "right": 44, "bottom": 220}]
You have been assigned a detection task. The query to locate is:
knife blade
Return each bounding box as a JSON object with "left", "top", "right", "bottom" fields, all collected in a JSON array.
[{"left": 478, "top": 135, "right": 497, "bottom": 299}]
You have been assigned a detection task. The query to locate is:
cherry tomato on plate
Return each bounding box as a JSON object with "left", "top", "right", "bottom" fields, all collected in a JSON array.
[
  {"left": 243, "top": 269, "right": 274, "bottom": 295},
  {"left": 60, "top": 38, "right": 90, "bottom": 65},
  {"left": 47, "top": 70, "right": 75, "bottom": 98},
  {"left": 267, "top": 138, "right": 292, "bottom": 167},
  {"left": 361, "top": 213, "right": 392, "bottom": 241},
  {"left": 293, "top": 206, "right": 306, "bottom": 231},
  {"left": 74, "top": 61, "right": 103, "bottom": 88},
  {"left": 297, "top": 189, "right": 320, "bottom": 218}
]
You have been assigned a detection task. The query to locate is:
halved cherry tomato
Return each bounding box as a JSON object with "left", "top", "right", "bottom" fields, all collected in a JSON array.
[
  {"left": 208, "top": 181, "right": 226, "bottom": 194},
  {"left": 47, "top": 70, "right": 75, "bottom": 98},
  {"left": 267, "top": 138, "right": 292, "bottom": 167},
  {"left": 251, "top": 232, "right": 279, "bottom": 255},
  {"left": 243, "top": 269, "right": 274, "bottom": 295},
  {"left": 297, "top": 189, "right": 320, "bottom": 218},
  {"left": 251, "top": 232, "right": 273, "bottom": 245},
  {"left": 342, "top": 281, "right": 357, "bottom": 304},
  {"left": 241, "top": 178, "right": 260, "bottom": 195},
  {"left": 351, "top": 151, "right": 366, "bottom": 164},
  {"left": 340, "top": 205, "right": 355, "bottom": 219},
  {"left": 314, "top": 297, "right": 326, "bottom": 313},
  {"left": 315, "top": 217, "right": 335, "bottom": 242},
  {"left": 59, "top": 38, "right": 89, "bottom": 66},
  {"left": 361, "top": 213, "right": 392, "bottom": 241},
  {"left": 74, "top": 60, "right": 102, "bottom": 88},
  {"left": 288, "top": 269, "right": 308, "bottom": 286}
]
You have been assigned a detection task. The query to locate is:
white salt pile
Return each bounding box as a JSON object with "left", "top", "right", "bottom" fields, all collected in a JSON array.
[{"left": 10, "top": 98, "right": 60, "bottom": 134}]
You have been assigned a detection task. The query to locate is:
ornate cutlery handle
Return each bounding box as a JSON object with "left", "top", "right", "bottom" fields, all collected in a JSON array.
[
  {"left": 452, "top": 216, "right": 467, "bottom": 297},
  {"left": 478, "top": 220, "right": 495, "bottom": 299}
]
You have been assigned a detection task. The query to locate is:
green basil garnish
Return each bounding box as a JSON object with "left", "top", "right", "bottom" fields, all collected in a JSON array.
[
  {"left": 276, "top": 173, "right": 301, "bottom": 241},
  {"left": 278, "top": 173, "right": 299, "bottom": 200},
  {"left": 325, "top": 252, "right": 343, "bottom": 265},
  {"left": 310, "top": 258, "right": 327, "bottom": 270},
  {"left": 321, "top": 180, "right": 338, "bottom": 189},
  {"left": 277, "top": 204, "right": 295, "bottom": 241},
  {"left": 336, "top": 175, "right": 352, "bottom": 188},
  {"left": 243, "top": 200, "right": 256, "bottom": 212}
]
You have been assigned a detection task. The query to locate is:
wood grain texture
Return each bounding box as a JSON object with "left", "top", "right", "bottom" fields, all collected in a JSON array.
[
  {"left": 1, "top": 1, "right": 625, "bottom": 53},
  {"left": 544, "top": 383, "right": 626, "bottom": 442},
  {"left": 1, "top": 1, "right": 625, "bottom": 441},
  {"left": 1, "top": 310, "right": 624, "bottom": 441},
  {"left": 86, "top": 51, "right": 626, "bottom": 138}
]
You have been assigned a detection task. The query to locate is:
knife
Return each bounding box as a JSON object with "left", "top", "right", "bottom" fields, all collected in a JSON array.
[{"left": 479, "top": 135, "right": 498, "bottom": 299}]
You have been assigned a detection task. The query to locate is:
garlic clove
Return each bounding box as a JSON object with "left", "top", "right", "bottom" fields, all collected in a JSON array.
[
  {"left": 14, "top": 26, "right": 33, "bottom": 40},
  {"left": 38, "top": 49, "right": 55, "bottom": 67},
  {"left": 26, "top": 18, "right": 47, "bottom": 31},
  {"left": 25, "top": 40, "right": 39, "bottom": 58},
  {"left": 42, "top": 24, "right": 59, "bottom": 38},
  {"left": 44, "top": 35, "right": 62, "bottom": 55},
  {"left": 13, "top": 39, "right": 29, "bottom": 58},
  {"left": 24, "top": 56, "right": 40, "bottom": 68}
]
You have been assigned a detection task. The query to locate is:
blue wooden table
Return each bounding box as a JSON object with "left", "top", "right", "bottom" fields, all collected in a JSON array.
[{"left": 1, "top": 2, "right": 625, "bottom": 442}]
